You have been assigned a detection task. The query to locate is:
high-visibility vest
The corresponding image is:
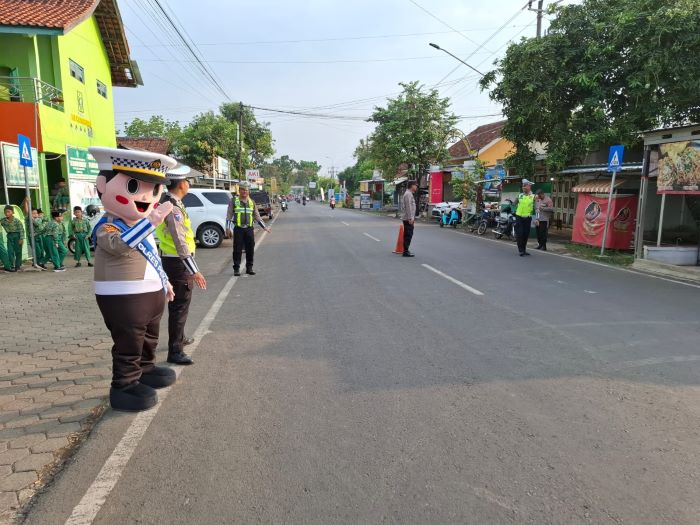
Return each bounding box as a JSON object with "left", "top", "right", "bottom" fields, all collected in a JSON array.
[
  {"left": 515, "top": 193, "right": 535, "bottom": 217},
  {"left": 157, "top": 202, "right": 196, "bottom": 255},
  {"left": 233, "top": 197, "right": 255, "bottom": 227}
]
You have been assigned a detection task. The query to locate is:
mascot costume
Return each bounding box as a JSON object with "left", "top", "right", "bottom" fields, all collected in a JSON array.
[{"left": 89, "top": 147, "right": 177, "bottom": 411}]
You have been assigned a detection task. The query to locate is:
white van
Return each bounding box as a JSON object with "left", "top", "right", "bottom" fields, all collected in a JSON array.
[{"left": 181, "top": 188, "right": 231, "bottom": 249}]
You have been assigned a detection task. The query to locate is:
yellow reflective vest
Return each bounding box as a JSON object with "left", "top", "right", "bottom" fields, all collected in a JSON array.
[
  {"left": 515, "top": 193, "right": 535, "bottom": 217},
  {"left": 157, "top": 202, "right": 196, "bottom": 256},
  {"left": 233, "top": 197, "right": 255, "bottom": 227}
]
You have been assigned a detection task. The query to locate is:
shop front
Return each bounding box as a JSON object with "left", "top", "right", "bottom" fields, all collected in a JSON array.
[{"left": 635, "top": 124, "right": 700, "bottom": 268}]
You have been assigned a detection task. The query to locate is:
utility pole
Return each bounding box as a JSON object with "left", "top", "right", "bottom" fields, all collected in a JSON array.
[
  {"left": 528, "top": 0, "right": 545, "bottom": 38},
  {"left": 238, "top": 102, "right": 244, "bottom": 179}
]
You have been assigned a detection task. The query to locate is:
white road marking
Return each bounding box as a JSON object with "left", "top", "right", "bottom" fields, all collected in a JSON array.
[
  {"left": 363, "top": 232, "right": 381, "bottom": 242},
  {"left": 422, "top": 264, "right": 484, "bottom": 296},
  {"left": 341, "top": 221, "right": 350, "bottom": 226},
  {"left": 66, "top": 218, "right": 278, "bottom": 525},
  {"left": 556, "top": 280, "right": 567, "bottom": 284},
  {"left": 451, "top": 221, "right": 700, "bottom": 290},
  {"left": 584, "top": 290, "right": 598, "bottom": 294}
]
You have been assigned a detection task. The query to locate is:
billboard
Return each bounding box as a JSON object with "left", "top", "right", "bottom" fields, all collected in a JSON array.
[
  {"left": 246, "top": 169, "right": 260, "bottom": 181},
  {"left": 66, "top": 146, "right": 99, "bottom": 178},
  {"left": 657, "top": 140, "right": 700, "bottom": 194},
  {"left": 1, "top": 142, "right": 39, "bottom": 187}
]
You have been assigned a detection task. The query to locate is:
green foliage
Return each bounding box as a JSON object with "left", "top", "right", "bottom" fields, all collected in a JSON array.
[
  {"left": 450, "top": 159, "right": 485, "bottom": 202},
  {"left": 481, "top": 0, "right": 700, "bottom": 174},
  {"left": 219, "top": 103, "right": 274, "bottom": 168},
  {"left": 121, "top": 115, "right": 182, "bottom": 145},
  {"left": 259, "top": 155, "right": 322, "bottom": 188},
  {"left": 176, "top": 111, "right": 239, "bottom": 173},
  {"left": 367, "top": 81, "right": 459, "bottom": 179},
  {"left": 122, "top": 104, "right": 274, "bottom": 175}
]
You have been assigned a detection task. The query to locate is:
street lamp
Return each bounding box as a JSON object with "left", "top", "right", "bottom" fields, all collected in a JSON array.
[{"left": 429, "top": 43, "right": 485, "bottom": 77}]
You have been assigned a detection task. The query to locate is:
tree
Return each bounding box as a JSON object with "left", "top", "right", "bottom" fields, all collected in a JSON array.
[
  {"left": 367, "top": 81, "right": 458, "bottom": 180},
  {"left": 177, "top": 111, "right": 239, "bottom": 174},
  {"left": 219, "top": 103, "right": 274, "bottom": 169},
  {"left": 121, "top": 115, "right": 182, "bottom": 147},
  {"left": 481, "top": 0, "right": 700, "bottom": 175},
  {"left": 450, "top": 159, "right": 484, "bottom": 203}
]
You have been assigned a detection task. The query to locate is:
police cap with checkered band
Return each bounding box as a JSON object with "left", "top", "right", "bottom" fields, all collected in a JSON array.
[{"left": 89, "top": 147, "right": 177, "bottom": 185}]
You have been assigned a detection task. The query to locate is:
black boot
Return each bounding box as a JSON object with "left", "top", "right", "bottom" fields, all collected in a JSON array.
[
  {"left": 167, "top": 352, "right": 194, "bottom": 365},
  {"left": 233, "top": 267, "right": 241, "bottom": 276},
  {"left": 110, "top": 382, "right": 157, "bottom": 412},
  {"left": 246, "top": 268, "right": 256, "bottom": 275},
  {"left": 139, "top": 365, "right": 176, "bottom": 389}
]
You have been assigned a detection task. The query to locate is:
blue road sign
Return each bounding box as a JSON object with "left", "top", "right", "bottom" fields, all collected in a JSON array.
[
  {"left": 608, "top": 144, "right": 624, "bottom": 173},
  {"left": 18, "top": 134, "right": 33, "bottom": 168}
]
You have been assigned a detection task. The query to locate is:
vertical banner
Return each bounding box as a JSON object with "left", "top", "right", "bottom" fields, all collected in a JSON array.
[
  {"left": 430, "top": 171, "right": 443, "bottom": 204},
  {"left": 572, "top": 194, "right": 638, "bottom": 249}
]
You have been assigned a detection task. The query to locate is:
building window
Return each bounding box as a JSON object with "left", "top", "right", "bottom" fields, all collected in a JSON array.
[
  {"left": 69, "top": 60, "right": 84, "bottom": 83},
  {"left": 97, "top": 80, "right": 107, "bottom": 98}
]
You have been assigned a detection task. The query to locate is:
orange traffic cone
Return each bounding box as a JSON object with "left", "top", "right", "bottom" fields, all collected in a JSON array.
[{"left": 393, "top": 224, "right": 405, "bottom": 254}]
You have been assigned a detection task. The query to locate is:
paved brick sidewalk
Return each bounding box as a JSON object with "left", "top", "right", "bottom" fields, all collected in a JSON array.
[{"left": 0, "top": 267, "right": 111, "bottom": 523}]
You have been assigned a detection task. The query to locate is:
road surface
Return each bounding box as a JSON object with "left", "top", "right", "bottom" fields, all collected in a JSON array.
[{"left": 25, "top": 201, "right": 700, "bottom": 524}]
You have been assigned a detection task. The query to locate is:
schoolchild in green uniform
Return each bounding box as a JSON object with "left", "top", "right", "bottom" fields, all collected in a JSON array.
[
  {"left": 43, "top": 210, "right": 67, "bottom": 272},
  {"left": 0, "top": 205, "right": 24, "bottom": 271},
  {"left": 71, "top": 206, "right": 93, "bottom": 267},
  {"left": 29, "top": 208, "right": 46, "bottom": 267},
  {"left": 0, "top": 225, "right": 10, "bottom": 272}
]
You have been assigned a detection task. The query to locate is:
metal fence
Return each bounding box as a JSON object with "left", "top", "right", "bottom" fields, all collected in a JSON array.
[{"left": 0, "top": 76, "right": 64, "bottom": 111}]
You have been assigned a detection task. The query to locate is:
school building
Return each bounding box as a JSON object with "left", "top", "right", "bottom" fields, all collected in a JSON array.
[{"left": 0, "top": 0, "right": 140, "bottom": 212}]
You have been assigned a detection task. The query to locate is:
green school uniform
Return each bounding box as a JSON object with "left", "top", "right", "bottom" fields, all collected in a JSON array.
[
  {"left": 0, "top": 216, "right": 24, "bottom": 270},
  {"left": 71, "top": 217, "right": 92, "bottom": 263}
]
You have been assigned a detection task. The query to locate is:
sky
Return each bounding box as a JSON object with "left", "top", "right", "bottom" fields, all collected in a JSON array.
[{"left": 114, "top": 0, "right": 551, "bottom": 175}]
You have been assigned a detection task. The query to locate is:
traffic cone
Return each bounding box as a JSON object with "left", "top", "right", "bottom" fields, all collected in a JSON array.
[{"left": 393, "top": 224, "right": 405, "bottom": 254}]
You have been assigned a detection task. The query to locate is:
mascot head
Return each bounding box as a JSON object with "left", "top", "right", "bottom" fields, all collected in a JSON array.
[{"left": 89, "top": 147, "right": 178, "bottom": 225}]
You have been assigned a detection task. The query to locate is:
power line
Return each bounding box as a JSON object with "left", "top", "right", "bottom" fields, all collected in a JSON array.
[
  {"left": 406, "top": 0, "right": 488, "bottom": 52},
  {"left": 141, "top": 0, "right": 231, "bottom": 101},
  {"left": 131, "top": 25, "right": 531, "bottom": 47},
  {"left": 138, "top": 54, "right": 491, "bottom": 65}
]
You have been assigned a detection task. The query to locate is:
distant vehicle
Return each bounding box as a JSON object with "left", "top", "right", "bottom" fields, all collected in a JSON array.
[
  {"left": 181, "top": 188, "right": 231, "bottom": 249},
  {"left": 431, "top": 201, "right": 462, "bottom": 220},
  {"left": 250, "top": 190, "right": 273, "bottom": 219}
]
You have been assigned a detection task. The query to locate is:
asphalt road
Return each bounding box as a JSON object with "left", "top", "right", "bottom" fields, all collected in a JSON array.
[{"left": 25, "top": 201, "right": 700, "bottom": 524}]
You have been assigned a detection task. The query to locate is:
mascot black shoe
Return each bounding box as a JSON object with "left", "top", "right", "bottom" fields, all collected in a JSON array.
[
  {"left": 140, "top": 366, "right": 176, "bottom": 389},
  {"left": 110, "top": 382, "right": 158, "bottom": 412}
]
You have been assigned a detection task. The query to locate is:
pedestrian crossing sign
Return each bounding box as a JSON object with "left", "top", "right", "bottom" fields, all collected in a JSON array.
[
  {"left": 608, "top": 144, "right": 624, "bottom": 173},
  {"left": 18, "top": 134, "right": 33, "bottom": 168}
]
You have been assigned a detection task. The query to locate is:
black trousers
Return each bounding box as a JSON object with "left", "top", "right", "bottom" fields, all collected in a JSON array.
[
  {"left": 402, "top": 220, "right": 414, "bottom": 252},
  {"left": 233, "top": 227, "right": 255, "bottom": 270},
  {"left": 162, "top": 257, "right": 193, "bottom": 355},
  {"left": 96, "top": 291, "right": 165, "bottom": 388},
  {"left": 515, "top": 216, "right": 532, "bottom": 254},
  {"left": 536, "top": 220, "right": 549, "bottom": 249}
]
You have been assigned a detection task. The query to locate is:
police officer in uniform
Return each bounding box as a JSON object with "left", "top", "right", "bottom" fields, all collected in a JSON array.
[
  {"left": 513, "top": 179, "right": 536, "bottom": 256},
  {"left": 156, "top": 166, "right": 207, "bottom": 365},
  {"left": 226, "top": 181, "right": 270, "bottom": 276}
]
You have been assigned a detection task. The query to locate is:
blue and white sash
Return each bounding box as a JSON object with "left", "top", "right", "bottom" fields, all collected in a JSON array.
[{"left": 93, "top": 216, "right": 169, "bottom": 294}]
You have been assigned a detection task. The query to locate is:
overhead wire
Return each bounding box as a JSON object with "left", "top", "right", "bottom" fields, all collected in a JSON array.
[
  {"left": 146, "top": 0, "right": 230, "bottom": 100},
  {"left": 406, "top": 0, "right": 489, "bottom": 52}
]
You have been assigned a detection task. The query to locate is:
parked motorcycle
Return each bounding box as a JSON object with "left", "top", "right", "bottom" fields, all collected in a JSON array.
[
  {"left": 281, "top": 200, "right": 288, "bottom": 212},
  {"left": 466, "top": 209, "right": 492, "bottom": 235},
  {"left": 493, "top": 211, "right": 517, "bottom": 240}
]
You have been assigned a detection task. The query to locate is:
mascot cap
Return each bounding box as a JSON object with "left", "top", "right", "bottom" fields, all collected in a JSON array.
[{"left": 89, "top": 147, "right": 177, "bottom": 184}]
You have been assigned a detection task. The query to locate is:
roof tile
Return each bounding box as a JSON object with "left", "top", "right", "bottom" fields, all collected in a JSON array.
[
  {"left": 0, "top": 0, "right": 98, "bottom": 31},
  {"left": 449, "top": 120, "right": 506, "bottom": 159}
]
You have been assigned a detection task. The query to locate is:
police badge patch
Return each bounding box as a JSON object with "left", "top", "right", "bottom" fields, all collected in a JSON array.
[{"left": 174, "top": 211, "right": 183, "bottom": 222}]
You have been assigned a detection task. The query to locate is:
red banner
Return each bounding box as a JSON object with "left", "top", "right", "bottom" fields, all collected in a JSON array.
[
  {"left": 430, "top": 171, "right": 443, "bottom": 204},
  {"left": 572, "top": 194, "right": 638, "bottom": 250}
]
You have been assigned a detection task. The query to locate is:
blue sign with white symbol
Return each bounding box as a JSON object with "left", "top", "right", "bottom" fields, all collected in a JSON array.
[
  {"left": 18, "top": 134, "right": 33, "bottom": 168},
  {"left": 607, "top": 145, "right": 624, "bottom": 173}
]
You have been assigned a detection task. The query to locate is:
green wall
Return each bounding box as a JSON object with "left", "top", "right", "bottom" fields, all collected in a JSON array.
[{"left": 54, "top": 16, "right": 116, "bottom": 150}]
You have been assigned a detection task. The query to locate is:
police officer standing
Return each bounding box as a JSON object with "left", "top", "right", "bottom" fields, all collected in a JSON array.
[
  {"left": 226, "top": 181, "right": 270, "bottom": 276},
  {"left": 156, "top": 167, "right": 207, "bottom": 365},
  {"left": 513, "top": 179, "right": 536, "bottom": 257}
]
